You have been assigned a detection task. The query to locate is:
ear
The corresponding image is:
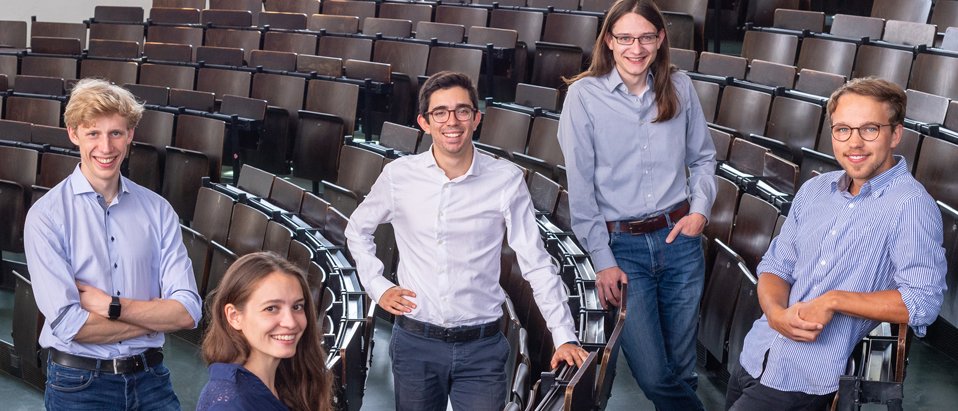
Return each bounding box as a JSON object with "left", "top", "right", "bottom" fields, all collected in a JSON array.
[
  {"left": 605, "top": 32, "right": 615, "bottom": 50},
  {"left": 472, "top": 110, "right": 482, "bottom": 131},
  {"left": 656, "top": 29, "right": 666, "bottom": 49},
  {"left": 225, "top": 303, "right": 242, "bottom": 331},
  {"left": 889, "top": 123, "right": 903, "bottom": 149},
  {"left": 67, "top": 127, "right": 81, "bottom": 146},
  {"left": 417, "top": 114, "right": 432, "bottom": 135}
]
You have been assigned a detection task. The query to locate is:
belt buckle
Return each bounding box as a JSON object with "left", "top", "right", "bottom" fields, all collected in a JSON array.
[
  {"left": 112, "top": 358, "right": 122, "bottom": 373},
  {"left": 627, "top": 218, "right": 652, "bottom": 232}
]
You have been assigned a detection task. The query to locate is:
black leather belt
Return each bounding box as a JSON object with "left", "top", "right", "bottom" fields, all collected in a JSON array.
[
  {"left": 607, "top": 200, "right": 691, "bottom": 235},
  {"left": 396, "top": 316, "right": 500, "bottom": 343},
  {"left": 50, "top": 348, "right": 164, "bottom": 374}
]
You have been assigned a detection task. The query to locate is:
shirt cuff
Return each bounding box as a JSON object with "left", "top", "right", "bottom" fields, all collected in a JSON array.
[
  {"left": 589, "top": 247, "right": 618, "bottom": 273},
  {"left": 368, "top": 276, "right": 398, "bottom": 303},
  {"left": 168, "top": 290, "right": 203, "bottom": 329},
  {"left": 551, "top": 327, "right": 579, "bottom": 349},
  {"left": 51, "top": 304, "right": 90, "bottom": 344},
  {"left": 689, "top": 201, "right": 711, "bottom": 223},
  {"left": 898, "top": 285, "right": 930, "bottom": 337}
]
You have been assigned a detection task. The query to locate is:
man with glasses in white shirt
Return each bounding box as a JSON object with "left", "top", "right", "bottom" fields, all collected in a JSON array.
[
  {"left": 345, "top": 71, "right": 588, "bottom": 411},
  {"left": 726, "top": 77, "right": 947, "bottom": 410}
]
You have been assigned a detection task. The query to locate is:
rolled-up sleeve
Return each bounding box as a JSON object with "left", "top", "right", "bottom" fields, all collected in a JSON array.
[
  {"left": 890, "top": 195, "right": 947, "bottom": 337},
  {"left": 558, "top": 83, "right": 617, "bottom": 272},
  {"left": 24, "top": 206, "right": 90, "bottom": 343},
  {"left": 158, "top": 205, "right": 202, "bottom": 328}
]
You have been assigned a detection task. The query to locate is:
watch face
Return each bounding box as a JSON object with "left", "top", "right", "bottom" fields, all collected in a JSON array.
[{"left": 109, "top": 297, "right": 121, "bottom": 320}]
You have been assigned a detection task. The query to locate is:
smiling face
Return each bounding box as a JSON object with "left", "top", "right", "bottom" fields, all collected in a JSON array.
[
  {"left": 605, "top": 12, "right": 665, "bottom": 89},
  {"left": 67, "top": 113, "right": 134, "bottom": 198},
  {"left": 226, "top": 271, "right": 307, "bottom": 370},
  {"left": 830, "top": 93, "right": 902, "bottom": 195},
  {"left": 417, "top": 86, "right": 481, "bottom": 160}
]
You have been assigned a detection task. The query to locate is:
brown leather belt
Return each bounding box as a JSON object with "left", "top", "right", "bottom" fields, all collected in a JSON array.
[
  {"left": 606, "top": 200, "right": 691, "bottom": 235},
  {"left": 50, "top": 348, "right": 164, "bottom": 374}
]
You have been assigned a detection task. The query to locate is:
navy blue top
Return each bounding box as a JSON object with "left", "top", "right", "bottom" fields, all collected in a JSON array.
[{"left": 197, "top": 363, "right": 289, "bottom": 411}]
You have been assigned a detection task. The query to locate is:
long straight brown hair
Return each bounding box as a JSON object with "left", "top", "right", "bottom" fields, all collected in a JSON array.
[
  {"left": 566, "top": 0, "right": 679, "bottom": 122},
  {"left": 202, "top": 252, "right": 332, "bottom": 411}
]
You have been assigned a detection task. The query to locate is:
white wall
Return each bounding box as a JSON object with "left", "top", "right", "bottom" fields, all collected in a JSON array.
[{"left": 1, "top": 0, "right": 152, "bottom": 27}]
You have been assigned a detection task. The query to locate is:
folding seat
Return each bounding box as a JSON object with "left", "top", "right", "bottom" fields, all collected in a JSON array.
[
  {"left": 321, "top": 0, "right": 376, "bottom": 30},
  {"left": 362, "top": 17, "right": 412, "bottom": 38},
  {"left": 829, "top": 14, "right": 884, "bottom": 40},
  {"left": 932, "top": 2, "right": 958, "bottom": 44},
  {"left": 909, "top": 52, "right": 958, "bottom": 100},
  {"left": 196, "top": 68, "right": 252, "bottom": 100},
  {"left": 269, "top": 176, "right": 305, "bottom": 212},
  {"left": 204, "top": 28, "right": 261, "bottom": 63},
  {"left": 143, "top": 42, "right": 193, "bottom": 63},
  {"left": 31, "top": 21, "right": 88, "bottom": 48},
  {"left": 798, "top": 147, "right": 840, "bottom": 186},
  {"left": 490, "top": 9, "right": 544, "bottom": 56},
  {"left": 714, "top": 85, "right": 773, "bottom": 138},
  {"left": 942, "top": 27, "right": 958, "bottom": 52},
  {"left": 530, "top": 14, "right": 598, "bottom": 88},
  {"left": 200, "top": 9, "right": 254, "bottom": 27},
  {"left": 474, "top": 0, "right": 524, "bottom": 6},
  {"left": 426, "top": 46, "right": 483, "bottom": 84},
  {"left": 263, "top": 220, "right": 294, "bottom": 257},
  {"left": 417, "top": 133, "right": 433, "bottom": 154},
  {"left": 237, "top": 163, "right": 275, "bottom": 198},
  {"left": 259, "top": 11, "right": 308, "bottom": 30},
  {"left": 125, "top": 83, "right": 169, "bottom": 105},
  {"left": 906, "top": 89, "right": 950, "bottom": 126},
  {"left": 762, "top": 152, "right": 799, "bottom": 196},
  {"left": 415, "top": 22, "right": 464, "bottom": 43},
  {"left": 307, "top": 14, "right": 360, "bottom": 34},
  {"left": 870, "top": 0, "right": 932, "bottom": 24},
  {"left": 317, "top": 36, "right": 373, "bottom": 61},
  {"left": 0, "top": 55, "right": 16, "bottom": 88},
  {"left": 794, "top": 68, "right": 845, "bottom": 98},
  {"left": 947, "top": 101, "right": 958, "bottom": 132},
  {"left": 94, "top": 5, "right": 144, "bottom": 23},
  {"left": 746, "top": 59, "right": 796, "bottom": 89},
  {"left": 149, "top": 7, "right": 201, "bottom": 25},
  {"left": 265, "top": 0, "right": 320, "bottom": 15},
  {"left": 80, "top": 42, "right": 139, "bottom": 85},
  {"left": 756, "top": 94, "right": 823, "bottom": 162},
  {"left": 322, "top": 145, "right": 385, "bottom": 215},
  {"left": 540, "top": 12, "right": 598, "bottom": 60},
  {"left": 299, "top": 191, "right": 330, "bottom": 230},
  {"left": 11, "top": 270, "right": 45, "bottom": 389},
  {"left": 286, "top": 239, "right": 314, "bottom": 279},
  {"left": 893, "top": 127, "right": 923, "bottom": 173},
  {"left": 526, "top": 172, "right": 561, "bottom": 216},
  {"left": 37, "top": 152, "right": 79, "bottom": 189},
  {"left": 691, "top": 78, "right": 721, "bottom": 123},
  {"left": 594, "top": 293, "right": 626, "bottom": 410},
  {"left": 31, "top": 125, "right": 72, "bottom": 149},
  {"left": 0, "top": 145, "right": 38, "bottom": 252},
  {"left": 180, "top": 225, "right": 210, "bottom": 301},
  {"left": 294, "top": 80, "right": 358, "bottom": 187},
  {"left": 741, "top": 30, "right": 798, "bottom": 66},
  {"left": 851, "top": 44, "right": 913, "bottom": 89},
  {"left": 146, "top": 26, "right": 203, "bottom": 50},
  {"left": 938, "top": 201, "right": 958, "bottom": 327},
  {"left": 699, "top": 238, "right": 748, "bottom": 363},
  {"left": 210, "top": 0, "right": 264, "bottom": 26},
  {"left": 372, "top": 40, "right": 429, "bottom": 125},
  {"left": 195, "top": 46, "right": 245, "bottom": 67},
  {"left": 915, "top": 136, "right": 958, "bottom": 207},
  {"left": 727, "top": 137, "right": 769, "bottom": 178},
  {"left": 514, "top": 83, "right": 559, "bottom": 112},
  {"left": 379, "top": 2, "right": 433, "bottom": 29},
  {"left": 671, "top": 47, "right": 697, "bottom": 72},
  {"left": 296, "top": 54, "right": 342, "bottom": 77},
  {"left": 773, "top": 9, "right": 824, "bottom": 32},
  {"left": 726, "top": 268, "right": 762, "bottom": 377},
  {"left": 580, "top": 0, "right": 616, "bottom": 13},
  {"left": 139, "top": 63, "right": 195, "bottom": 90},
  {"left": 250, "top": 50, "right": 297, "bottom": 71},
  {"left": 513, "top": 115, "right": 562, "bottom": 181},
  {"left": 153, "top": 0, "right": 205, "bottom": 8},
  {"left": 476, "top": 106, "right": 532, "bottom": 159},
  {"left": 323, "top": 206, "right": 349, "bottom": 246},
  {"left": 249, "top": 72, "right": 306, "bottom": 173},
  {"left": 796, "top": 37, "right": 857, "bottom": 78},
  {"left": 206, "top": 240, "right": 239, "bottom": 295},
  {"left": 467, "top": 26, "right": 521, "bottom": 99},
  {"left": 509, "top": 362, "right": 530, "bottom": 410},
  {"left": 0, "top": 20, "right": 26, "bottom": 49},
  {"left": 435, "top": 5, "right": 488, "bottom": 35},
  {"left": 728, "top": 193, "right": 779, "bottom": 271},
  {"left": 263, "top": 31, "right": 316, "bottom": 55},
  {"left": 174, "top": 114, "right": 226, "bottom": 181},
  {"left": 743, "top": 0, "right": 799, "bottom": 27},
  {"left": 5, "top": 97, "right": 61, "bottom": 127},
  {"left": 527, "top": 0, "right": 579, "bottom": 9},
  {"left": 21, "top": 37, "right": 81, "bottom": 81},
  {"left": 191, "top": 187, "right": 234, "bottom": 245},
  {"left": 661, "top": 10, "right": 695, "bottom": 51},
  {"left": 127, "top": 109, "right": 174, "bottom": 191},
  {"left": 378, "top": 121, "right": 421, "bottom": 154},
  {"left": 706, "top": 175, "right": 739, "bottom": 249},
  {"left": 226, "top": 203, "right": 269, "bottom": 256},
  {"left": 882, "top": 20, "right": 937, "bottom": 47},
  {"left": 88, "top": 22, "right": 145, "bottom": 48},
  {"left": 0, "top": 119, "right": 31, "bottom": 143},
  {"left": 697, "top": 52, "right": 747, "bottom": 79}
]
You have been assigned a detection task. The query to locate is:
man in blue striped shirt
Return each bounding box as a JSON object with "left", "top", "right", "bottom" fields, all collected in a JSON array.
[{"left": 726, "top": 77, "right": 947, "bottom": 410}]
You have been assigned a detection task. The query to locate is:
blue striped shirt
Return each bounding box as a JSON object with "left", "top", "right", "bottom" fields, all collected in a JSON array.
[{"left": 740, "top": 156, "right": 947, "bottom": 395}]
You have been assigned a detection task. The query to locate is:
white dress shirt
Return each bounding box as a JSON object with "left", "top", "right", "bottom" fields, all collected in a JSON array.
[{"left": 345, "top": 148, "right": 578, "bottom": 347}]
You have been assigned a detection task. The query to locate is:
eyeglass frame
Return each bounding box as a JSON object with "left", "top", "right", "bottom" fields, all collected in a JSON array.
[
  {"left": 830, "top": 123, "right": 896, "bottom": 142},
  {"left": 610, "top": 33, "right": 659, "bottom": 46},
  {"left": 426, "top": 105, "right": 478, "bottom": 123}
]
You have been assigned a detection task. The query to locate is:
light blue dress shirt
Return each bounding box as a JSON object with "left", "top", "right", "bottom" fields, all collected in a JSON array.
[
  {"left": 24, "top": 166, "right": 202, "bottom": 359},
  {"left": 741, "top": 157, "right": 947, "bottom": 395},
  {"left": 557, "top": 69, "right": 717, "bottom": 272}
]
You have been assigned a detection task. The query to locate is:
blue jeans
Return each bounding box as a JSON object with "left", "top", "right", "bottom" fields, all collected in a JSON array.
[
  {"left": 45, "top": 356, "right": 180, "bottom": 411},
  {"left": 611, "top": 226, "right": 706, "bottom": 411},
  {"left": 390, "top": 323, "right": 509, "bottom": 411}
]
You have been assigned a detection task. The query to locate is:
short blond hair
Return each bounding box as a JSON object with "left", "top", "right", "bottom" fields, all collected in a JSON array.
[{"left": 64, "top": 78, "right": 144, "bottom": 130}]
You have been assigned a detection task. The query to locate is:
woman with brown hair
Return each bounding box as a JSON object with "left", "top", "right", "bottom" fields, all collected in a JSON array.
[
  {"left": 557, "top": 0, "right": 715, "bottom": 409},
  {"left": 198, "top": 252, "right": 332, "bottom": 411}
]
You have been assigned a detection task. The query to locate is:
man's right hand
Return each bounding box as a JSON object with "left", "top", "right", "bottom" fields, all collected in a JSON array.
[
  {"left": 596, "top": 266, "right": 628, "bottom": 310},
  {"left": 379, "top": 286, "right": 417, "bottom": 316},
  {"left": 766, "top": 302, "right": 824, "bottom": 342}
]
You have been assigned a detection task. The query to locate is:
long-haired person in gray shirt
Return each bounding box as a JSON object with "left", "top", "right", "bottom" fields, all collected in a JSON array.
[{"left": 557, "top": 0, "right": 716, "bottom": 409}]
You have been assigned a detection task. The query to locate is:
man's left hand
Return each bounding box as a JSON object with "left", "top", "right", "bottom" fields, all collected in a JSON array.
[
  {"left": 801, "top": 292, "right": 837, "bottom": 327},
  {"left": 666, "top": 212, "right": 707, "bottom": 243},
  {"left": 77, "top": 282, "right": 111, "bottom": 318},
  {"left": 550, "top": 343, "right": 590, "bottom": 369}
]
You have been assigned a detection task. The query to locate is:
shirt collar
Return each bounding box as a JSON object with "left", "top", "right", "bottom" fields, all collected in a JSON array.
[
  {"left": 418, "top": 144, "right": 481, "bottom": 180},
  {"left": 831, "top": 155, "right": 908, "bottom": 197},
  {"left": 68, "top": 164, "right": 130, "bottom": 198},
  {"left": 602, "top": 67, "right": 655, "bottom": 95}
]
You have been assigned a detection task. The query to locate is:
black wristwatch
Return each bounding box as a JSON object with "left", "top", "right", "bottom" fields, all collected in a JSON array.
[{"left": 108, "top": 296, "right": 121, "bottom": 320}]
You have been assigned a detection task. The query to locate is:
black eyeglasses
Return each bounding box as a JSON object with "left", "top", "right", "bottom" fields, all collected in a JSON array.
[
  {"left": 830, "top": 123, "right": 895, "bottom": 142},
  {"left": 428, "top": 106, "right": 478, "bottom": 123},
  {"left": 611, "top": 34, "right": 659, "bottom": 46}
]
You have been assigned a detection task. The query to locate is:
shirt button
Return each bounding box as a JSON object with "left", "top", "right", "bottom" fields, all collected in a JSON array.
[
  {"left": 642, "top": 145, "right": 648, "bottom": 150},
  {"left": 830, "top": 230, "right": 836, "bottom": 236},
  {"left": 111, "top": 236, "right": 115, "bottom": 242},
  {"left": 848, "top": 204, "right": 855, "bottom": 209},
  {"left": 813, "top": 285, "right": 819, "bottom": 290},
  {"left": 114, "top": 263, "right": 118, "bottom": 269},
  {"left": 820, "top": 260, "right": 826, "bottom": 266}
]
